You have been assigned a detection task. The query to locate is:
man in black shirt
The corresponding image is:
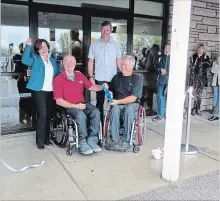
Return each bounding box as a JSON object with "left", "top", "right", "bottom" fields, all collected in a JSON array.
[{"left": 109, "top": 55, "right": 143, "bottom": 148}]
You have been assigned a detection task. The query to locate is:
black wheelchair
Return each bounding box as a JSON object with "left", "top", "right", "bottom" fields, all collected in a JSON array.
[
  {"left": 50, "top": 105, "right": 103, "bottom": 156},
  {"left": 103, "top": 104, "right": 147, "bottom": 153}
]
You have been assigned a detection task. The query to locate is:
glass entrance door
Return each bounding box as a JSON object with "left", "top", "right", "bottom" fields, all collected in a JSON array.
[
  {"left": 1, "top": 4, "right": 33, "bottom": 134},
  {"left": 90, "top": 17, "right": 128, "bottom": 105},
  {"left": 38, "top": 12, "right": 83, "bottom": 72}
]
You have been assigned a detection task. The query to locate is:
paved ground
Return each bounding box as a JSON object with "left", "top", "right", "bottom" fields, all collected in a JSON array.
[
  {"left": 0, "top": 111, "right": 219, "bottom": 200},
  {"left": 125, "top": 170, "right": 220, "bottom": 200}
]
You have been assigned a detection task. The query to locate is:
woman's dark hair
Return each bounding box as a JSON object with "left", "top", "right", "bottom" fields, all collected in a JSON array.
[
  {"left": 101, "top": 21, "right": 112, "bottom": 29},
  {"left": 34, "top": 39, "right": 50, "bottom": 54}
]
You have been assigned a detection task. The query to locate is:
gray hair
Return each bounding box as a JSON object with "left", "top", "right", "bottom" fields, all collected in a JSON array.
[{"left": 122, "top": 55, "right": 136, "bottom": 68}]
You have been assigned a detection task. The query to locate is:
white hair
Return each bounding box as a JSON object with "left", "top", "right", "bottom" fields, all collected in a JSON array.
[{"left": 122, "top": 55, "right": 136, "bottom": 68}]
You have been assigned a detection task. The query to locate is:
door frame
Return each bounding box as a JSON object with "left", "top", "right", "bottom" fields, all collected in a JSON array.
[
  {"left": 1, "top": 0, "right": 167, "bottom": 134},
  {"left": 34, "top": 3, "right": 130, "bottom": 102}
]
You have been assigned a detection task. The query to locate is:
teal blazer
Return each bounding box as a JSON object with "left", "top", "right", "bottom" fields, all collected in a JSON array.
[{"left": 22, "top": 44, "right": 59, "bottom": 91}]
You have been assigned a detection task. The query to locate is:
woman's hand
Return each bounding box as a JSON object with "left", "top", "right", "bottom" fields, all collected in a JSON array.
[{"left": 26, "top": 38, "right": 32, "bottom": 46}]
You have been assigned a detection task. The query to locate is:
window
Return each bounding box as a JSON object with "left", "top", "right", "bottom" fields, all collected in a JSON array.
[
  {"left": 134, "top": 0, "right": 163, "bottom": 17},
  {"left": 133, "top": 17, "right": 162, "bottom": 69},
  {"left": 1, "top": 4, "right": 31, "bottom": 134},
  {"left": 91, "top": 17, "right": 127, "bottom": 57},
  {"left": 34, "top": 0, "right": 129, "bottom": 8},
  {"left": 38, "top": 12, "right": 83, "bottom": 72}
]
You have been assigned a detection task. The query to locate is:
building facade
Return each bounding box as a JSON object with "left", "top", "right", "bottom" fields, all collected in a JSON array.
[
  {"left": 168, "top": 0, "right": 219, "bottom": 110},
  {"left": 0, "top": 0, "right": 219, "bottom": 134}
]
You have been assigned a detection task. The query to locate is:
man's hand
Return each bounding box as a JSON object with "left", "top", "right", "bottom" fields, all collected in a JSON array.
[
  {"left": 161, "top": 68, "right": 167, "bottom": 75},
  {"left": 26, "top": 38, "right": 32, "bottom": 46},
  {"left": 89, "top": 77, "right": 95, "bottom": 85},
  {"left": 110, "top": 99, "right": 119, "bottom": 105},
  {"left": 102, "top": 83, "right": 109, "bottom": 89},
  {"left": 75, "top": 103, "right": 86, "bottom": 110}
]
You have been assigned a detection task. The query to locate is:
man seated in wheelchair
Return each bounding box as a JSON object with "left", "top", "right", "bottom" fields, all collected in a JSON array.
[
  {"left": 108, "top": 55, "right": 143, "bottom": 149},
  {"left": 53, "top": 55, "right": 107, "bottom": 155}
]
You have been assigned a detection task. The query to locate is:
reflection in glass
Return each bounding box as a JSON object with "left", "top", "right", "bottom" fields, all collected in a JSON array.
[
  {"left": 12, "top": 43, "right": 32, "bottom": 125},
  {"left": 1, "top": 4, "right": 29, "bottom": 73},
  {"left": 133, "top": 18, "right": 162, "bottom": 70},
  {"left": 134, "top": 0, "right": 163, "bottom": 17},
  {"left": 133, "top": 17, "right": 162, "bottom": 115},
  {"left": 33, "top": 0, "right": 129, "bottom": 8},
  {"left": 1, "top": 4, "right": 33, "bottom": 133},
  {"left": 91, "top": 17, "right": 127, "bottom": 57},
  {"left": 1, "top": 76, "right": 32, "bottom": 133},
  {"left": 90, "top": 17, "right": 127, "bottom": 105},
  {"left": 38, "top": 12, "right": 83, "bottom": 72}
]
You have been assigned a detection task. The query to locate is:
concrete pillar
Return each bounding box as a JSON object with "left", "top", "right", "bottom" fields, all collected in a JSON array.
[{"left": 162, "top": 0, "right": 192, "bottom": 181}]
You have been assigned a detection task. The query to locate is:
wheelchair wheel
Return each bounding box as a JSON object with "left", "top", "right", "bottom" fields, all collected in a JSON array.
[
  {"left": 66, "top": 148, "right": 72, "bottom": 156},
  {"left": 137, "top": 106, "right": 147, "bottom": 145},
  {"left": 98, "top": 140, "right": 103, "bottom": 147},
  {"left": 103, "top": 111, "right": 110, "bottom": 138},
  {"left": 133, "top": 146, "right": 140, "bottom": 153},
  {"left": 50, "top": 109, "right": 69, "bottom": 148}
]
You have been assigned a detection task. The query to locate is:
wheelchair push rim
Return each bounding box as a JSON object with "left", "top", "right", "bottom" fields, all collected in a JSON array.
[{"left": 50, "top": 113, "right": 69, "bottom": 148}]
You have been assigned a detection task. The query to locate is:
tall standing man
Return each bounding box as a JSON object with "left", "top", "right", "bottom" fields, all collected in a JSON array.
[{"left": 88, "top": 21, "right": 121, "bottom": 124}]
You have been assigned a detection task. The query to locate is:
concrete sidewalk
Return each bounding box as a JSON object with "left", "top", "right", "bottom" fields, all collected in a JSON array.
[{"left": 0, "top": 112, "right": 219, "bottom": 200}]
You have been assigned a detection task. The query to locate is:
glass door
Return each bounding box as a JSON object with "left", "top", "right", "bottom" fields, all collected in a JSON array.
[
  {"left": 1, "top": 4, "right": 33, "bottom": 134},
  {"left": 38, "top": 12, "right": 83, "bottom": 72},
  {"left": 90, "top": 17, "right": 128, "bottom": 105}
]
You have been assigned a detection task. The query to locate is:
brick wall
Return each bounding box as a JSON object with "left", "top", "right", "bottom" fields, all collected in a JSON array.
[{"left": 168, "top": 0, "right": 219, "bottom": 111}]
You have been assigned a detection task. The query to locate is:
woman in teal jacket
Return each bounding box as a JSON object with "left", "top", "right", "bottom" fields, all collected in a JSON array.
[{"left": 22, "top": 38, "right": 59, "bottom": 149}]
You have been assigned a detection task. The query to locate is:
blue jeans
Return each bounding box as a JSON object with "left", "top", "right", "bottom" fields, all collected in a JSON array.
[
  {"left": 109, "top": 103, "right": 139, "bottom": 144},
  {"left": 213, "top": 87, "right": 219, "bottom": 118},
  {"left": 157, "top": 85, "right": 166, "bottom": 117},
  {"left": 66, "top": 103, "right": 100, "bottom": 142},
  {"left": 213, "top": 86, "right": 219, "bottom": 107}
]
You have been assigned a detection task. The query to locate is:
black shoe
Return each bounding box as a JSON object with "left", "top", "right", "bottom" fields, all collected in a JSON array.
[
  {"left": 191, "top": 108, "right": 196, "bottom": 116},
  {"left": 152, "top": 116, "right": 162, "bottom": 122},
  {"left": 145, "top": 109, "right": 157, "bottom": 116},
  {"left": 210, "top": 107, "right": 214, "bottom": 114},
  {"left": 37, "top": 145, "right": 44, "bottom": 150},
  {"left": 107, "top": 142, "right": 120, "bottom": 149},
  {"left": 45, "top": 140, "right": 53, "bottom": 146},
  {"left": 208, "top": 116, "right": 219, "bottom": 121}
]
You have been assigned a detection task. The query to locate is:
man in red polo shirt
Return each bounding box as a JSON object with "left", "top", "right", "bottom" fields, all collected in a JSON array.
[{"left": 53, "top": 55, "right": 106, "bottom": 155}]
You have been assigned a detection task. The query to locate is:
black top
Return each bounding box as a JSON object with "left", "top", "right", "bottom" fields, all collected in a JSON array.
[
  {"left": 189, "top": 53, "right": 210, "bottom": 86},
  {"left": 109, "top": 73, "right": 143, "bottom": 102},
  {"left": 12, "top": 54, "right": 28, "bottom": 80}
]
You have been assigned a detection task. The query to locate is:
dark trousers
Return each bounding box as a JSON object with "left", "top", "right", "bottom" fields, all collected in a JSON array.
[
  {"left": 17, "top": 80, "right": 32, "bottom": 122},
  {"left": 66, "top": 103, "right": 100, "bottom": 142},
  {"left": 32, "top": 91, "right": 54, "bottom": 146},
  {"left": 95, "top": 80, "right": 110, "bottom": 125}
]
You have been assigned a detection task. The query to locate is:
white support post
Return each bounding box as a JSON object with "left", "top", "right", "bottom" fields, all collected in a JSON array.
[{"left": 162, "top": 0, "right": 192, "bottom": 181}]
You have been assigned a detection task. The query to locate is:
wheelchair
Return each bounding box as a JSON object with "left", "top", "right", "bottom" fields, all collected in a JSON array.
[
  {"left": 103, "top": 104, "right": 146, "bottom": 153},
  {"left": 50, "top": 105, "right": 103, "bottom": 156}
]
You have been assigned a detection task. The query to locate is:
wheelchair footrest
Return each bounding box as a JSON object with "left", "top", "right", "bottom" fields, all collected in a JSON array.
[{"left": 105, "top": 143, "right": 140, "bottom": 153}]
